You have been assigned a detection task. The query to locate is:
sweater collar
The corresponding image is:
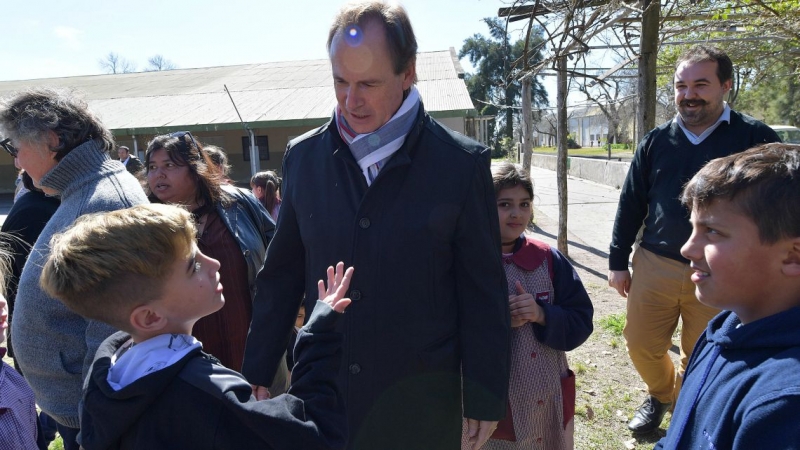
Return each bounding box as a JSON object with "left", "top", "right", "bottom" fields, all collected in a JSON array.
[{"left": 39, "top": 139, "right": 117, "bottom": 196}]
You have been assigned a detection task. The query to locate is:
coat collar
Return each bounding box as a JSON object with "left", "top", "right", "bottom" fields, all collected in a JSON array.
[{"left": 506, "top": 236, "right": 550, "bottom": 271}]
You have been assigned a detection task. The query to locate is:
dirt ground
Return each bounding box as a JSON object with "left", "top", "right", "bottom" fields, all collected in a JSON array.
[{"left": 530, "top": 208, "right": 681, "bottom": 449}]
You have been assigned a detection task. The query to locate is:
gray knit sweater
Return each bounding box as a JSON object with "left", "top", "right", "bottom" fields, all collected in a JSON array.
[{"left": 11, "top": 139, "right": 148, "bottom": 428}]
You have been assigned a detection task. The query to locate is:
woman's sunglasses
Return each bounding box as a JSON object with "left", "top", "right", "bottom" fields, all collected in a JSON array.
[{"left": 1, "top": 138, "right": 17, "bottom": 158}]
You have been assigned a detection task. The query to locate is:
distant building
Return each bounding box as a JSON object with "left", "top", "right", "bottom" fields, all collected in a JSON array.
[{"left": 0, "top": 49, "right": 478, "bottom": 192}]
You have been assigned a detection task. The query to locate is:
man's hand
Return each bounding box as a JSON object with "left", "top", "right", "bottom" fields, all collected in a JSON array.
[
  {"left": 465, "top": 418, "right": 498, "bottom": 450},
  {"left": 318, "top": 262, "right": 354, "bottom": 313},
  {"left": 608, "top": 269, "right": 632, "bottom": 298},
  {"left": 509, "top": 281, "right": 545, "bottom": 327},
  {"left": 251, "top": 384, "right": 270, "bottom": 400}
]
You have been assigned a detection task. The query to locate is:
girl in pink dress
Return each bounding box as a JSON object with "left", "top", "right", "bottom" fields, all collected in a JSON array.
[{"left": 463, "top": 162, "right": 593, "bottom": 450}]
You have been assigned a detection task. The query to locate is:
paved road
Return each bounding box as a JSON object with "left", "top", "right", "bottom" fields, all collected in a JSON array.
[{"left": 524, "top": 166, "right": 624, "bottom": 285}]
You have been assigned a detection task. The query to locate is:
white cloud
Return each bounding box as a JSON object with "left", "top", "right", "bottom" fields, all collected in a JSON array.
[{"left": 53, "top": 26, "right": 83, "bottom": 51}]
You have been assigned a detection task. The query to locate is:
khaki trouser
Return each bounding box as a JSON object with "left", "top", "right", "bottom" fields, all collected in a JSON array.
[{"left": 623, "top": 247, "right": 720, "bottom": 404}]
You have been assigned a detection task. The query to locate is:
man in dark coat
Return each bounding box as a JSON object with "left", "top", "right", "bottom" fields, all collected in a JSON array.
[
  {"left": 117, "top": 145, "right": 143, "bottom": 175},
  {"left": 242, "top": 2, "right": 511, "bottom": 450}
]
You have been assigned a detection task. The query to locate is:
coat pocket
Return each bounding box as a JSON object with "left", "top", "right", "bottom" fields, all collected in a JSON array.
[{"left": 417, "top": 333, "right": 459, "bottom": 373}]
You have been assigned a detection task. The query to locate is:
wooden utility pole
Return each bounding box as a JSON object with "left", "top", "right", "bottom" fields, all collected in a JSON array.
[
  {"left": 637, "top": 0, "right": 660, "bottom": 142},
  {"left": 556, "top": 55, "right": 569, "bottom": 256}
]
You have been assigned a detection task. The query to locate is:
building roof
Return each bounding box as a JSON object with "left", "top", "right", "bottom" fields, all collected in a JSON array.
[{"left": 0, "top": 49, "right": 475, "bottom": 136}]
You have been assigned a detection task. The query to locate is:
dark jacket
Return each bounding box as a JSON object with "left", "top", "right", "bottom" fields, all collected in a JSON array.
[
  {"left": 609, "top": 111, "right": 779, "bottom": 270},
  {"left": 655, "top": 307, "right": 800, "bottom": 449},
  {"left": 242, "top": 106, "right": 510, "bottom": 450},
  {"left": 215, "top": 185, "right": 275, "bottom": 299},
  {"left": 122, "top": 155, "right": 143, "bottom": 175},
  {"left": 80, "top": 301, "right": 347, "bottom": 450},
  {"left": 1, "top": 190, "right": 60, "bottom": 324}
]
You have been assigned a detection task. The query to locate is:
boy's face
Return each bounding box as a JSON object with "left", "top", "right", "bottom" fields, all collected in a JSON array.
[
  {"left": 154, "top": 245, "right": 225, "bottom": 334},
  {"left": 681, "top": 199, "right": 788, "bottom": 324}
]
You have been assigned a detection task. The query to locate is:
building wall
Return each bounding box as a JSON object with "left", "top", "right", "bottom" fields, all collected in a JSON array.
[{"left": 0, "top": 119, "right": 467, "bottom": 193}]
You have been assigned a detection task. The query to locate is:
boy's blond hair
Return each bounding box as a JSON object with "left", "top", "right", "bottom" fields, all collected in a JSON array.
[
  {"left": 40, "top": 204, "right": 196, "bottom": 332},
  {"left": 681, "top": 143, "right": 800, "bottom": 244}
]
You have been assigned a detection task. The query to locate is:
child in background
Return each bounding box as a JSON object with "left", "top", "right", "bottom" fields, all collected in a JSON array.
[
  {"left": 286, "top": 304, "right": 307, "bottom": 370},
  {"left": 40, "top": 204, "right": 352, "bottom": 450},
  {"left": 250, "top": 171, "right": 282, "bottom": 220},
  {"left": 463, "top": 162, "right": 593, "bottom": 450},
  {"left": 0, "top": 251, "right": 40, "bottom": 450},
  {"left": 655, "top": 143, "right": 800, "bottom": 448}
]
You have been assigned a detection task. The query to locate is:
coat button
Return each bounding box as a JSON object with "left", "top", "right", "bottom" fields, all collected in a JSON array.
[
  {"left": 349, "top": 363, "right": 361, "bottom": 375},
  {"left": 359, "top": 218, "right": 371, "bottom": 229},
  {"left": 243, "top": 249, "right": 250, "bottom": 257},
  {"left": 350, "top": 290, "right": 362, "bottom": 301}
]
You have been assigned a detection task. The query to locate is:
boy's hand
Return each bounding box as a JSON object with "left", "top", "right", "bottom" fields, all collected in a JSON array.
[
  {"left": 509, "top": 281, "right": 546, "bottom": 327},
  {"left": 318, "top": 262, "right": 354, "bottom": 313}
]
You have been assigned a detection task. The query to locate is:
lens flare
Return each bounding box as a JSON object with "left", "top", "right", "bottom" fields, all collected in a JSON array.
[{"left": 345, "top": 25, "right": 363, "bottom": 47}]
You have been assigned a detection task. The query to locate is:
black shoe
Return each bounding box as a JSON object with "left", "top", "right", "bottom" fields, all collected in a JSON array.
[{"left": 627, "top": 395, "right": 671, "bottom": 434}]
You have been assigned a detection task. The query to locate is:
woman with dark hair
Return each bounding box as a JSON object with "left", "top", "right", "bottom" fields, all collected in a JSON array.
[
  {"left": 145, "top": 131, "right": 288, "bottom": 396},
  {"left": 0, "top": 88, "right": 148, "bottom": 449},
  {"left": 250, "top": 170, "right": 282, "bottom": 220}
]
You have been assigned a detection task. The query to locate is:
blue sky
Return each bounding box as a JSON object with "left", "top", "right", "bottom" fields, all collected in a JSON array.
[{"left": 1, "top": 0, "right": 518, "bottom": 82}]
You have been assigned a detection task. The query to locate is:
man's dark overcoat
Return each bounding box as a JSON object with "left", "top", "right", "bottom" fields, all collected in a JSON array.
[{"left": 243, "top": 105, "right": 511, "bottom": 450}]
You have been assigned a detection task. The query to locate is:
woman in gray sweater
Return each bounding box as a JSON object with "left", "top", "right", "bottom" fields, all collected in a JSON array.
[{"left": 0, "top": 88, "right": 148, "bottom": 450}]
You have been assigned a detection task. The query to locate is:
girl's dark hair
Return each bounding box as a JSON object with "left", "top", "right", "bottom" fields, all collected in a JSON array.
[
  {"left": 492, "top": 162, "right": 534, "bottom": 199},
  {"left": 144, "top": 132, "right": 230, "bottom": 213},
  {"left": 0, "top": 88, "right": 114, "bottom": 161},
  {"left": 250, "top": 170, "right": 281, "bottom": 213}
]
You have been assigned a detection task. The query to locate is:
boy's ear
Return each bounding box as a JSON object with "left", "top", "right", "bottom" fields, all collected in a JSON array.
[
  {"left": 129, "top": 303, "right": 168, "bottom": 335},
  {"left": 781, "top": 238, "right": 800, "bottom": 277}
]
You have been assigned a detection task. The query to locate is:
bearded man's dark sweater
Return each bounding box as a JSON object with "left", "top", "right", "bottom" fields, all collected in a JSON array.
[{"left": 609, "top": 110, "right": 780, "bottom": 271}]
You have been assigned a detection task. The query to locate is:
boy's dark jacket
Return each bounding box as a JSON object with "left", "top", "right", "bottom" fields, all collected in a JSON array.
[
  {"left": 655, "top": 307, "right": 800, "bottom": 449},
  {"left": 79, "top": 301, "right": 346, "bottom": 450}
]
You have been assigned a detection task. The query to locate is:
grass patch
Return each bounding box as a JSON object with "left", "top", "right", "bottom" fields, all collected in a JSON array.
[
  {"left": 532, "top": 146, "right": 633, "bottom": 158},
  {"left": 573, "top": 360, "right": 589, "bottom": 375},
  {"left": 599, "top": 313, "right": 626, "bottom": 336}
]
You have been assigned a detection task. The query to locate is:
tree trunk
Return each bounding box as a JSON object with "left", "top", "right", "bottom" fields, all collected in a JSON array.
[
  {"left": 556, "top": 56, "right": 569, "bottom": 256},
  {"left": 637, "top": 0, "right": 659, "bottom": 142},
  {"left": 522, "top": 76, "right": 533, "bottom": 170},
  {"left": 505, "top": 87, "right": 514, "bottom": 140}
]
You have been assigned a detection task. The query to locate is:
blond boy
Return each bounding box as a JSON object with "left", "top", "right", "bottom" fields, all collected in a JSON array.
[{"left": 41, "top": 204, "right": 352, "bottom": 449}]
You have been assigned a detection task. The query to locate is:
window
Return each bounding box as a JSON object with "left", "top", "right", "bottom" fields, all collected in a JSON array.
[{"left": 242, "top": 135, "right": 269, "bottom": 161}]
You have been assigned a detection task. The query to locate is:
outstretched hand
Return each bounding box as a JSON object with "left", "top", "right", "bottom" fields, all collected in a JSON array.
[
  {"left": 509, "top": 281, "right": 545, "bottom": 327},
  {"left": 318, "top": 262, "right": 354, "bottom": 313}
]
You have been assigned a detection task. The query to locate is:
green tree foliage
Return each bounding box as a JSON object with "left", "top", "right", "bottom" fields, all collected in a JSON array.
[
  {"left": 653, "top": 1, "right": 800, "bottom": 122},
  {"left": 459, "top": 18, "right": 548, "bottom": 145}
]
